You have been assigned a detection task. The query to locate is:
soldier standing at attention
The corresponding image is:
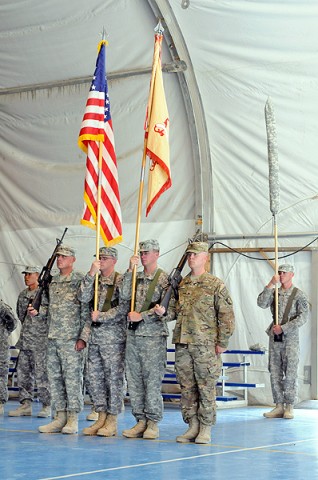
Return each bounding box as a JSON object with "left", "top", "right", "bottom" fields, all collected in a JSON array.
[
  {"left": 77, "top": 246, "right": 129, "bottom": 437},
  {"left": 121, "top": 239, "right": 175, "bottom": 440},
  {"left": 0, "top": 300, "right": 18, "bottom": 415},
  {"left": 38, "top": 245, "right": 88, "bottom": 434},
  {"left": 172, "top": 241, "right": 235, "bottom": 444},
  {"left": 9, "top": 266, "right": 51, "bottom": 418},
  {"left": 258, "top": 264, "right": 309, "bottom": 420}
]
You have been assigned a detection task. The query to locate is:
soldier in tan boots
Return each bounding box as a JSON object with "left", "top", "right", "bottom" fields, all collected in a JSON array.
[
  {"left": 9, "top": 266, "right": 51, "bottom": 419},
  {"left": 121, "top": 240, "right": 175, "bottom": 440},
  {"left": 172, "top": 242, "right": 235, "bottom": 444},
  {"left": 37, "top": 245, "right": 88, "bottom": 434},
  {"left": 258, "top": 264, "right": 309, "bottom": 420},
  {"left": 77, "top": 247, "right": 129, "bottom": 437}
]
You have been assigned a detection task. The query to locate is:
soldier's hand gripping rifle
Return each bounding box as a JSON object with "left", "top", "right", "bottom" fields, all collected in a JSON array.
[
  {"left": 30, "top": 228, "right": 68, "bottom": 312},
  {"left": 160, "top": 230, "right": 204, "bottom": 312}
]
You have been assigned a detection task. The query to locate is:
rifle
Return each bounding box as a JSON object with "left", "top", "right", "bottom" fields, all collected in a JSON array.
[
  {"left": 160, "top": 230, "right": 205, "bottom": 312},
  {"left": 30, "top": 228, "right": 68, "bottom": 312}
]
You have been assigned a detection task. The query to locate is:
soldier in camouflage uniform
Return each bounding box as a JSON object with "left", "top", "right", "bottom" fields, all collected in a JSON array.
[
  {"left": 38, "top": 245, "right": 88, "bottom": 434},
  {"left": 9, "top": 266, "right": 51, "bottom": 418},
  {"left": 0, "top": 300, "right": 18, "bottom": 415},
  {"left": 77, "top": 246, "right": 129, "bottom": 437},
  {"left": 172, "top": 242, "right": 235, "bottom": 444},
  {"left": 121, "top": 239, "right": 175, "bottom": 440},
  {"left": 258, "top": 264, "right": 309, "bottom": 420}
]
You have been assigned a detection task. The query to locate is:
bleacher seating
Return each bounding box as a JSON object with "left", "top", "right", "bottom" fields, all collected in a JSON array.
[
  {"left": 162, "top": 348, "right": 265, "bottom": 407},
  {"left": 9, "top": 347, "right": 265, "bottom": 407}
]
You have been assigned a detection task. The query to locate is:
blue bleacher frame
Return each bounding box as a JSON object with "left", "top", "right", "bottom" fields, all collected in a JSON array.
[{"left": 163, "top": 348, "right": 266, "bottom": 406}]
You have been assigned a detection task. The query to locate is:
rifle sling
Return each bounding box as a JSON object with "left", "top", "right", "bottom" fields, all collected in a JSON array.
[
  {"left": 137, "top": 268, "right": 163, "bottom": 313},
  {"left": 281, "top": 287, "right": 298, "bottom": 325},
  {"left": 101, "top": 272, "right": 119, "bottom": 312}
]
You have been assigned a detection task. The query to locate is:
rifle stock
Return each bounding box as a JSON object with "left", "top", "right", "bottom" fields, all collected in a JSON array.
[{"left": 31, "top": 228, "right": 68, "bottom": 312}]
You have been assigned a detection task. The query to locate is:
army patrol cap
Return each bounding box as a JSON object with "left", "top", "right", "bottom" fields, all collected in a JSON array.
[
  {"left": 186, "top": 241, "right": 209, "bottom": 254},
  {"left": 278, "top": 264, "right": 294, "bottom": 273},
  {"left": 21, "top": 266, "right": 41, "bottom": 274},
  {"left": 56, "top": 245, "right": 76, "bottom": 257},
  {"left": 95, "top": 246, "right": 118, "bottom": 259},
  {"left": 139, "top": 239, "right": 160, "bottom": 252}
]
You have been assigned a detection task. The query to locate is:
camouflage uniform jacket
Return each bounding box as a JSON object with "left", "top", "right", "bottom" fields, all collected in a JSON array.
[
  {"left": 78, "top": 271, "right": 129, "bottom": 344},
  {"left": 257, "top": 285, "right": 309, "bottom": 337},
  {"left": 172, "top": 272, "right": 235, "bottom": 348},
  {"left": 121, "top": 267, "right": 175, "bottom": 337},
  {"left": 0, "top": 299, "right": 18, "bottom": 341},
  {"left": 16, "top": 287, "right": 49, "bottom": 350},
  {"left": 47, "top": 270, "right": 88, "bottom": 341}
]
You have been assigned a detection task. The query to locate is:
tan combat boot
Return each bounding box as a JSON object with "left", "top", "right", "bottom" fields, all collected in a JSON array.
[
  {"left": 283, "top": 404, "right": 294, "bottom": 419},
  {"left": 37, "top": 405, "right": 51, "bottom": 418},
  {"left": 39, "top": 411, "right": 67, "bottom": 433},
  {"left": 83, "top": 412, "right": 107, "bottom": 436},
  {"left": 0, "top": 403, "right": 4, "bottom": 415},
  {"left": 143, "top": 420, "right": 159, "bottom": 440},
  {"left": 122, "top": 420, "right": 147, "bottom": 438},
  {"left": 97, "top": 414, "right": 117, "bottom": 437},
  {"left": 176, "top": 416, "right": 200, "bottom": 443},
  {"left": 263, "top": 403, "right": 284, "bottom": 418},
  {"left": 86, "top": 406, "right": 98, "bottom": 421},
  {"left": 62, "top": 412, "right": 78, "bottom": 434},
  {"left": 195, "top": 423, "right": 212, "bottom": 444},
  {"left": 9, "top": 400, "right": 32, "bottom": 417}
]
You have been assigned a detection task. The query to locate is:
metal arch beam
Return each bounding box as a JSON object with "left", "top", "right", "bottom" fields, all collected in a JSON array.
[
  {"left": 147, "top": 0, "right": 213, "bottom": 234},
  {"left": 0, "top": 63, "right": 187, "bottom": 96}
]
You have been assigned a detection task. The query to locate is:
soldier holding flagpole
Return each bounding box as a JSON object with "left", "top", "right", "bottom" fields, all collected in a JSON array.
[
  {"left": 257, "top": 98, "right": 310, "bottom": 420},
  {"left": 121, "top": 22, "right": 174, "bottom": 440}
]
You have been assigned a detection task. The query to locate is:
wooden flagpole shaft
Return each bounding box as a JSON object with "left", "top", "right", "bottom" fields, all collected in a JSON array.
[
  {"left": 130, "top": 140, "right": 147, "bottom": 311},
  {"left": 274, "top": 216, "right": 279, "bottom": 326},
  {"left": 94, "top": 141, "right": 103, "bottom": 310},
  {"left": 130, "top": 30, "right": 161, "bottom": 311}
]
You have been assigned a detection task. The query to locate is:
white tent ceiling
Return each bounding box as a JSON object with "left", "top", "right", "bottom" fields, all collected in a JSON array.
[{"left": 1, "top": 0, "right": 318, "bottom": 404}]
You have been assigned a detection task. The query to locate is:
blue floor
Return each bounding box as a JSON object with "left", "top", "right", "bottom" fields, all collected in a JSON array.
[{"left": 1, "top": 400, "right": 317, "bottom": 480}]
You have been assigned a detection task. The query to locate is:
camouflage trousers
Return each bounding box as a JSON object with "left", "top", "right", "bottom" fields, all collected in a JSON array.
[
  {"left": 268, "top": 336, "right": 300, "bottom": 405},
  {"left": 47, "top": 339, "right": 84, "bottom": 413},
  {"left": 0, "top": 345, "right": 9, "bottom": 404},
  {"left": 16, "top": 348, "right": 51, "bottom": 406},
  {"left": 175, "top": 343, "right": 222, "bottom": 426},
  {"left": 87, "top": 342, "right": 125, "bottom": 415},
  {"left": 125, "top": 335, "right": 167, "bottom": 423}
]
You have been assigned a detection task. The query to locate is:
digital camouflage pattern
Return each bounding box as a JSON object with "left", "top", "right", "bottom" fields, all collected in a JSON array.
[
  {"left": 121, "top": 268, "right": 175, "bottom": 336},
  {"left": 173, "top": 272, "right": 235, "bottom": 426},
  {"left": 125, "top": 335, "right": 167, "bottom": 422},
  {"left": 16, "top": 287, "right": 51, "bottom": 406},
  {"left": 48, "top": 271, "right": 88, "bottom": 341},
  {"left": 78, "top": 271, "right": 128, "bottom": 345},
  {"left": 78, "top": 271, "right": 129, "bottom": 414},
  {"left": 87, "top": 343, "right": 125, "bottom": 414},
  {"left": 0, "top": 300, "right": 18, "bottom": 404},
  {"left": 257, "top": 285, "right": 309, "bottom": 404},
  {"left": 47, "top": 271, "right": 88, "bottom": 413},
  {"left": 121, "top": 267, "right": 175, "bottom": 423}
]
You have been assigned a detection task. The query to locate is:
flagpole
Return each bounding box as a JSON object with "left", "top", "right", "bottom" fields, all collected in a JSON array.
[
  {"left": 130, "top": 21, "right": 164, "bottom": 311},
  {"left": 93, "top": 30, "right": 108, "bottom": 311},
  {"left": 94, "top": 142, "right": 103, "bottom": 310}
]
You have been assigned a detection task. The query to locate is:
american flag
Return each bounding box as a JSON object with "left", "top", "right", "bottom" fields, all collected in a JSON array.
[{"left": 78, "top": 40, "right": 122, "bottom": 246}]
